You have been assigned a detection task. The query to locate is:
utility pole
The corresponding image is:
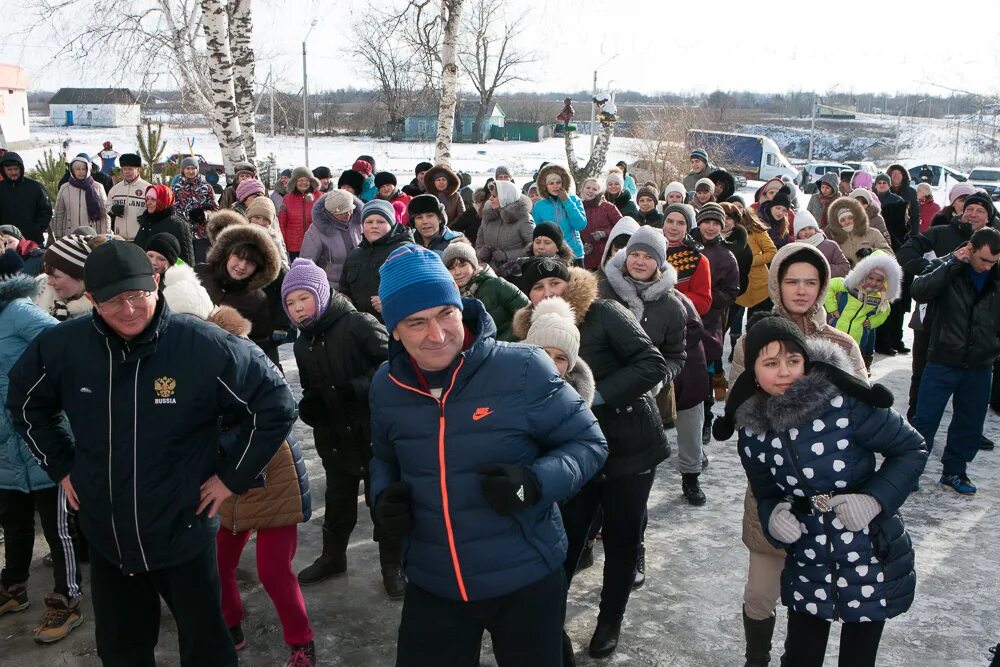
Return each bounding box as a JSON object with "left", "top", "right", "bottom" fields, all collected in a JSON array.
[
  {"left": 807, "top": 92, "right": 817, "bottom": 164},
  {"left": 303, "top": 19, "right": 318, "bottom": 165},
  {"left": 269, "top": 66, "right": 275, "bottom": 138},
  {"left": 955, "top": 120, "right": 960, "bottom": 165}
]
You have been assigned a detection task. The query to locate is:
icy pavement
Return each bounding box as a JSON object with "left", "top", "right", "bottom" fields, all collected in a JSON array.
[{"left": 1, "top": 328, "right": 998, "bottom": 666}]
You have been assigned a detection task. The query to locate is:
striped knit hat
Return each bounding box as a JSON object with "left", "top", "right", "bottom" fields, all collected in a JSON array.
[
  {"left": 379, "top": 244, "right": 462, "bottom": 334},
  {"left": 44, "top": 235, "right": 93, "bottom": 280}
]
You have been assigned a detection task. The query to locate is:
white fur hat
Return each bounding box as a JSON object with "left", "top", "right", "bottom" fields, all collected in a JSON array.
[
  {"left": 525, "top": 297, "right": 580, "bottom": 372},
  {"left": 162, "top": 264, "right": 214, "bottom": 320}
]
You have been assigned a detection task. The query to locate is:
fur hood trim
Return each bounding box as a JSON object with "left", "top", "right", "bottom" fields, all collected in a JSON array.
[
  {"left": 565, "top": 358, "right": 596, "bottom": 406},
  {"left": 601, "top": 250, "right": 678, "bottom": 321},
  {"left": 207, "top": 304, "right": 252, "bottom": 337},
  {"left": 424, "top": 164, "right": 460, "bottom": 197},
  {"left": 207, "top": 223, "right": 282, "bottom": 291},
  {"left": 766, "top": 242, "right": 831, "bottom": 332},
  {"left": 511, "top": 266, "right": 596, "bottom": 340},
  {"left": 206, "top": 209, "right": 249, "bottom": 246},
  {"left": 825, "top": 197, "right": 868, "bottom": 243},
  {"left": 0, "top": 273, "right": 42, "bottom": 305},
  {"left": 843, "top": 251, "right": 903, "bottom": 302},
  {"left": 600, "top": 216, "right": 640, "bottom": 268},
  {"left": 162, "top": 263, "right": 215, "bottom": 320},
  {"left": 535, "top": 163, "right": 575, "bottom": 197},
  {"left": 733, "top": 338, "right": 859, "bottom": 434},
  {"left": 498, "top": 194, "right": 533, "bottom": 225}
]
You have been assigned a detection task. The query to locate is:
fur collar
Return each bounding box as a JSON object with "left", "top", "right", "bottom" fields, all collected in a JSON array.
[
  {"left": 826, "top": 197, "right": 869, "bottom": 243},
  {"left": 424, "top": 164, "right": 460, "bottom": 197},
  {"left": 206, "top": 209, "right": 248, "bottom": 245},
  {"left": 843, "top": 251, "right": 902, "bottom": 301},
  {"left": 535, "top": 163, "right": 575, "bottom": 195},
  {"left": 734, "top": 338, "right": 854, "bottom": 434},
  {"left": 498, "top": 194, "right": 532, "bottom": 224},
  {"left": 565, "top": 358, "right": 596, "bottom": 406},
  {"left": 511, "top": 266, "right": 597, "bottom": 340},
  {"left": 207, "top": 222, "right": 282, "bottom": 291},
  {"left": 0, "top": 273, "right": 41, "bottom": 306},
  {"left": 601, "top": 250, "right": 678, "bottom": 321}
]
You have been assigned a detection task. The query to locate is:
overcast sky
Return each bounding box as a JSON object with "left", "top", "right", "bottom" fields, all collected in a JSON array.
[{"left": 4, "top": 0, "right": 1000, "bottom": 98}]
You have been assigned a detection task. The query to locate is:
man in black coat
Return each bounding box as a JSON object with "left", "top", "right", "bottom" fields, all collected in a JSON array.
[
  {"left": 6, "top": 241, "right": 296, "bottom": 666},
  {"left": 911, "top": 227, "right": 1000, "bottom": 495},
  {"left": 0, "top": 152, "right": 52, "bottom": 245},
  {"left": 873, "top": 171, "right": 913, "bottom": 355}
]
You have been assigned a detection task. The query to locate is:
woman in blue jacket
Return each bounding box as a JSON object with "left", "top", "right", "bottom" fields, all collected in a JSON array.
[
  {"left": 714, "top": 314, "right": 926, "bottom": 667},
  {"left": 532, "top": 164, "right": 587, "bottom": 262},
  {"left": 0, "top": 273, "right": 83, "bottom": 643}
]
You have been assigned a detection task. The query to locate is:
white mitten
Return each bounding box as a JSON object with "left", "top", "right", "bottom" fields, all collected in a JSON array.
[
  {"left": 828, "top": 494, "right": 881, "bottom": 532},
  {"left": 767, "top": 502, "right": 802, "bottom": 543}
]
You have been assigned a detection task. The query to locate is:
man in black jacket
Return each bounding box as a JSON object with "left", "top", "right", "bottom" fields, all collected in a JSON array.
[
  {"left": 910, "top": 227, "right": 1000, "bottom": 496},
  {"left": 0, "top": 152, "right": 52, "bottom": 245},
  {"left": 6, "top": 241, "right": 296, "bottom": 666}
]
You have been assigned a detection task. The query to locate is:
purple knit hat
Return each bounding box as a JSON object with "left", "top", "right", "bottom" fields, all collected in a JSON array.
[
  {"left": 236, "top": 177, "right": 266, "bottom": 203},
  {"left": 851, "top": 171, "right": 873, "bottom": 190},
  {"left": 281, "top": 257, "right": 331, "bottom": 325}
]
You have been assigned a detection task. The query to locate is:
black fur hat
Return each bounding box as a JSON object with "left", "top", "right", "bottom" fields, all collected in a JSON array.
[{"left": 408, "top": 194, "right": 447, "bottom": 224}]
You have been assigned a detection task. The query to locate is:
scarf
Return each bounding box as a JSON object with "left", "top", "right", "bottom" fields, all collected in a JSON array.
[
  {"left": 799, "top": 230, "right": 826, "bottom": 247},
  {"left": 69, "top": 175, "right": 103, "bottom": 222}
]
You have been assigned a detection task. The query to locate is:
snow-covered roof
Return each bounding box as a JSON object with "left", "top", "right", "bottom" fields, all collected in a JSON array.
[
  {"left": 0, "top": 64, "right": 30, "bottom": 90},
  {"left": 49, "top": 88, "right": 138, "bottom": 105}
]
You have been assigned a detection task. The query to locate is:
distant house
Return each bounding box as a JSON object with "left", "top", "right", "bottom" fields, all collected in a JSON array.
[
  {"left": 402, "top": 102, "right": 505, "bottom": 143},
  {"left": 49, "top": 88, "right": 141, "bottom": 127},
  {"left": 0, "top": 63, "right": 31, "bottom": 149}
]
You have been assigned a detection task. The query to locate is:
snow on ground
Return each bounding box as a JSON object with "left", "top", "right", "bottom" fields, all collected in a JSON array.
[{"left": 2, "top": 327, "right": 998, "bottom": 666}]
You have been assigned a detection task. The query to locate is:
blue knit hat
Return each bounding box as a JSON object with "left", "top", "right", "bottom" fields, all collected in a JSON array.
[
  {"left": 281, "top": 257, "right": 331, "bottom": 326},
  {"left": 360, "top": 199, "right": 397, "bottom": 227},
  {"left": 379, "top": 244, "right": 462, "bottom": 333}
]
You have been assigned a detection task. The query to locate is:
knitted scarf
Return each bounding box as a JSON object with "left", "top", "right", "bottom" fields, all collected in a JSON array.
[{"left": 69, "top": 175, "right": 103, "bottom": 222}]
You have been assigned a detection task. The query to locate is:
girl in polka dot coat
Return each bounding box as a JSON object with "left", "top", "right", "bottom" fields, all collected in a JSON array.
[{"left": 714, "top": 315, "right": 926, "bottom": 664}]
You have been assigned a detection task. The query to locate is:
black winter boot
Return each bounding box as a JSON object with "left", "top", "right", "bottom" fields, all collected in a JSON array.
[
  {"left": 728, "top": 334, "right": 739, "bottom": 363},
  {"left": 588, "top": 620, "right": 622, "bottom": 658},
  {"left": 989, "top": 642, "right": 1000, "bottom": 667},
  {"left": 743, "top": 606, "right": 775, "bottom": 667},
  {"left": 562, "top": 630, "right": 577, "bottom": 667},
  {"left": 297, "top": 531, "right": 347, "bottom": 584},
  {"left": 381, "top": 565, "right": 407, "bottom": 599},
  {"left": 631, "top": 542, "right": 645, "bottom": 589},
  {"left": 682, "top": 473, "right": 706, "bottom": 506}
]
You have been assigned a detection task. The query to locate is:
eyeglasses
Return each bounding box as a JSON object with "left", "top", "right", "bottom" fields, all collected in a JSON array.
[{"left": 98, "top": 291, "right": 152, "bottom": 314}]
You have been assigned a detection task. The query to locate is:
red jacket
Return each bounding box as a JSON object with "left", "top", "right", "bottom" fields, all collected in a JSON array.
[
  {"left": 667, "top": 241, "right": 713, "bottom": 316},
  {"left": 918, "top": 199, "right": 941, "bottom": 234},
  {"left": 278, "top": 191, "right": 315, "bottom": 252},
  {"left": 581, "top": 195, "right": 622, "bottom": 270}
]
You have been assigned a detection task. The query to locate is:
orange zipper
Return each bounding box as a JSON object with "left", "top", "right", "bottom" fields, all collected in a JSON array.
[{"left": 388, "top": 357, "right": 469, "bottom": 601}]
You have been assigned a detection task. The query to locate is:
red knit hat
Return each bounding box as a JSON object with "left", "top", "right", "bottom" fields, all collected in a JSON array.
[{"left": 352, "top": 159, "right": 373, "bottom": 177}]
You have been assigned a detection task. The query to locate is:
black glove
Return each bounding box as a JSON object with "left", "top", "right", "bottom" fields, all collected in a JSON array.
[
  {"left": 110, "top": 203, "right": 125, "bottom": 218},
  {"left": 475, "top": 463, "right": 540, "bottom": 516},
  {"left": 189, "top": 208, "right": 206, "bottom": 226},
  {"left": 297, "top": 393, "right": 329, "bottom": 427},
  {"left": 374, "top": 481, "right": 412, "bottom": 539}
]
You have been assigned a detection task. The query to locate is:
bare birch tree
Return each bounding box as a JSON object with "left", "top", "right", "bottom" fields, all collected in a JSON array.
[
  {"left": 200, "top": 0, "right": 247, "bottom": 171},
  {"left": 458, "top": 0, "right": 535, "bottom": 142},
  {"left": 565, "top": 115, "right": 615, "bottom": 190},
  {"left": 228, "top": 0, "right": 257, "bottom": 158}
]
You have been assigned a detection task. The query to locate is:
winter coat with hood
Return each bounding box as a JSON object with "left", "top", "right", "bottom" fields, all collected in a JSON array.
[
  {"left": 532, "top": 164, "right": 587, "bottom": 258},
  {"left": 6, "top": 296, "right": 296, "bottom": 575},
  {"left": 278, "top": 168, "right": 320, "bottom": 253},
  {"left": 734, "top": 339, "right": 925, "bottom": 623},
  {"left": 598, "top": 216, "right": 640, "bottom": 270},
  {"left": 194, "top": 223, "right": 283, "bottom": 353},
  {"left": 826, "top": 251, "right": 903, "bottom": 348},
  {"left": 294, "top": 291, "right": 389, "bottom": 476},
  {"left": 732, "top": 224, "right": 779, "bottom": 308},
  {"left": 133, "top": 205, "right": 196, "bottom": 266},
  {"left": 608, "top": 189, "right": 639, "bottom": 221},
  {"left": 513, "top": 267, "right": 670, "bottom": 478},
  {"left": 339, "top": 222, "right": 414, "bottom": 320},
  {"left": 369, "top": 298, "right": 608, "bottom": 602},
  {"left": 850, "top": 188, "right": 892, "bottom": 247},
  {"left": 875, "top": 189, "right": 909, "bottom": 251},
  {"left": 0, "top": 274, "right": 58, "bottom": 493},
  {"left": 476, "top": 194, "right": 535, "bottom": 269},
  {"left": 690, "top": 228, "right": 741, "bottom": 350},
  {"left": 807, "top": 172, "right": 840, "bottom": 227},
  {"left": 825, "top": 197, "right": 893, "bottom": 266},
  {"left": 160, "top": 264, "right": 310, "bottom": 533},
  {"left": 581, "top": 193, "right": 623, "bottom": 270},
  {"left": 730, "top": 242, "right": 868, "bottom": 557},
  {"left": 911, "top": 252, "right": 1000, "bottom": 371},
  {"left": 0, "top": 153, "right": 52, "bottom": 245},
  {"left": 709, "top": 169, "right": 737, "bottom": 203},
  {"left": 52, "top": 177, "right": 109, "bottom": 238},
  {"left": 459, "top": 264, "right": 528, "bottom": 342},
  {"left": 302, "top": 193, "right": 364, "bottom": 287},
  {"left": 423, "top": 164, "right": 466, "bottom": 226},
  {"left": 887, "top": 164, "right": 921, "bottom": 239}
]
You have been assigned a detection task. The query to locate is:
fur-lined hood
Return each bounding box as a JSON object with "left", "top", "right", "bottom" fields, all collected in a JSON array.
[
  {"left": 511, "top": 266, "right": 596, "bottom": 340},
  {"left": 851, "top": 187, "right": 881, "bottom": 213},
  {"left": 207, "top": 305, "right": 252, "bottom": 337},
  {"left": 843, "top": 251, "right": 903, "bottom": 301},
  {"left": 498, "top": 194, "right": 533, "bottom": 225},
  {"left": 734, "top": 338, "right": 855, "bottom": 434},
  {"left": 207, "top": 222, "right": 282, "bottom": 291},
  {"left": 206, "top": 209, "right": 249, "bottom": 246},
  {"left": 424, "top": 164, "right": 460, "bottom": 197},
  {"left": 519, "top": 241, "right": 575, "bottom": 265},
  {"left": 600, "top": 216, "right": 640, "bottom": 268},
  {"left": 825, "top": 197, "right": 868, "bottom": 243},
  {"left": 565, "top": 358, "right": 596, "bottom": 406},
  {"left": 767, "top": 242, "right": 831, "bottom": 334},
  {"left": 535, "top": 163, "right": 575, "bottom": 197},
  {"left": 709, "top": 169, "right": 736, "bottom": 202},
  {"left": 0, "top": 273, "right": 41, "bottom": 306},
  {"left": 601, "top": 250, "right": 679, "bottom": 321}
]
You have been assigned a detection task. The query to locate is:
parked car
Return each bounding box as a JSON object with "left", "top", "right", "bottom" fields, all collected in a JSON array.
[
  {"left": 967, "top": 167, "right": 1000, "bottom": 200},
  {"left": 799, "top": 162, "right": 851, "bottom": 194},
  {"left": 153, "top": 153, "right": 225, "bottom": 185},
  {"left": 906, "top": 163, "right": 967, "bottom": 188},
  {"left": 843, "top": 161, "right": 879, "bottom": 176}
]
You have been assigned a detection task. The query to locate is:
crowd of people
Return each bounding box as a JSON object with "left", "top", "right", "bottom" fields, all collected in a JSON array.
[{"left": 0, "top": 143, "right": 998, "bottom": 667}]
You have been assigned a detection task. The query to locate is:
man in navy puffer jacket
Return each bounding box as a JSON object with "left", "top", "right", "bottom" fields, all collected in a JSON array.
[{"left": 369, "top": 244, "right": 608, "bottom": 666}]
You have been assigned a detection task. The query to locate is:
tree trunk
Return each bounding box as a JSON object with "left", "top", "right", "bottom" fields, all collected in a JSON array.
[
  {"left": 228, "top": 0, "right": 257, "bottom": 159},
  {"left": 470, "top": 95, "right": 490, "bottom": 143},
  {"left": 434, "top": 0, "right": 465, "bottom": 165},
  {"left": 565, "top": 122, "right": 615, "bottom": 193},
  {"left": 200, "top": 0, "right": 247, "bottom": 174}
]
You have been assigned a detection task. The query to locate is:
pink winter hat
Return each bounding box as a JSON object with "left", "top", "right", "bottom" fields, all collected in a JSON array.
[
  {"left": 851, "top": 171, "right": 873, "bottom": 190},
  {"left": 391, "top": 200, "right": 407, "bottom": 224},
  {"left": 236, "top": 177, "right": 265, "bottom": 203},
  {"left": 352, "top": 159, "right": 373, "bottom": 177}
]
